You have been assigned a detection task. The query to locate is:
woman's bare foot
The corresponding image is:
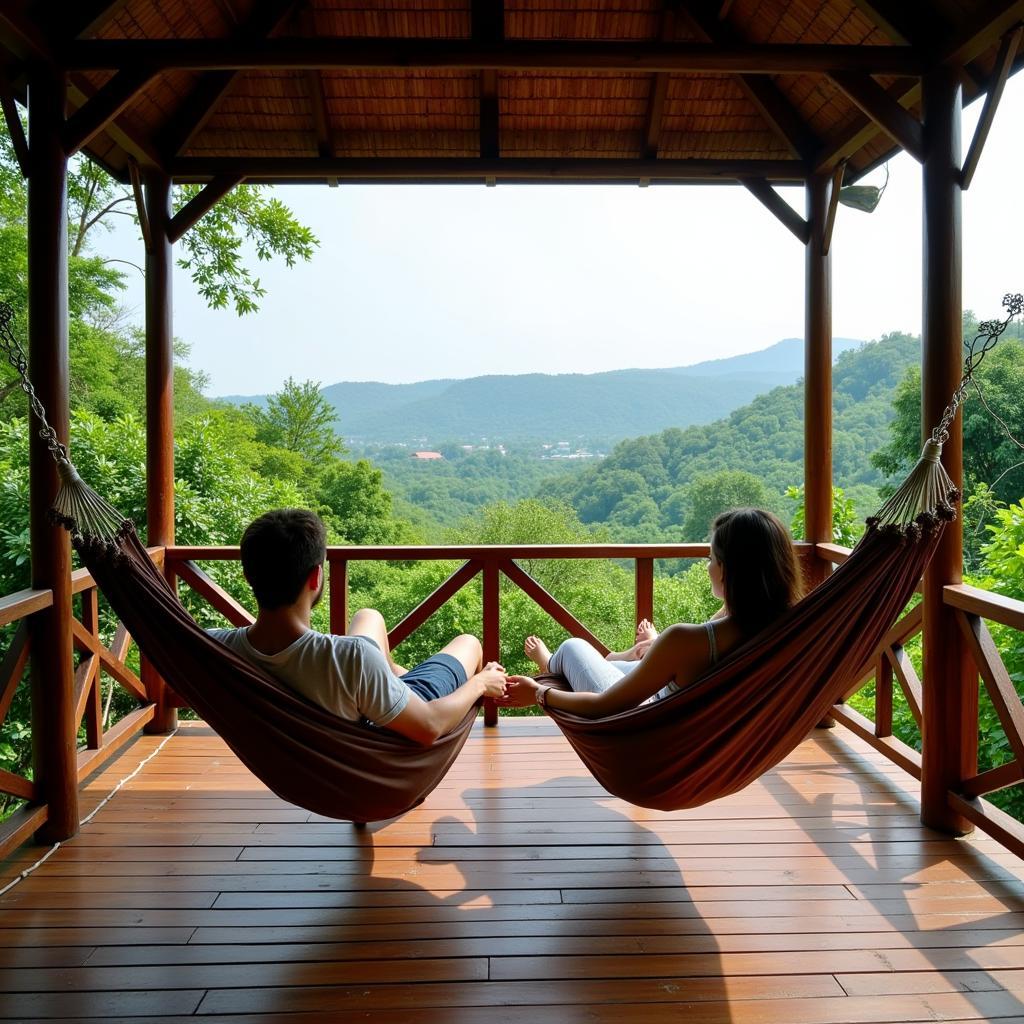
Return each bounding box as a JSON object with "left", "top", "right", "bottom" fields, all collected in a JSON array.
[
  {"left": 636, "top": 618, "right": 658, "bottom": 643},
  {"left": 524, "top": 635, "right": 552, "bottom": 673}
]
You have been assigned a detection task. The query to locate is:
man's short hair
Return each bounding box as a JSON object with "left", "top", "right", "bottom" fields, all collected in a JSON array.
[{"left": 240, "top": 509, "right": 327, "bottom": 610}]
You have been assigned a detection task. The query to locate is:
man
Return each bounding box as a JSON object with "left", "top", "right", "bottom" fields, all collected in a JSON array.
[{"left": 209, "top": 508, "right": 507, "bottom": 745}]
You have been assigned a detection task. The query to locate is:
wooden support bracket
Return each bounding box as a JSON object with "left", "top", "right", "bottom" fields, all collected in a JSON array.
[
  {"left": 741, "top": 177, "right": 810, "bottom": 244},
  {"left": 822, "top": 162, "right": 844, "bottom": 256},
  {"left": 128, "top": 158, "right": 152, "bottom": 253},
  {"left": 827, "top": 71, "right": 925, "bottom": 162},
  {"left": 961, "top": 24, "right": 1022, "bottom": 189},
  {"left": 167, "top": 173, "right": 243, "bottom": 244},
  {"left": 0, "top": 65, "right": 29, "bottom": 177}
]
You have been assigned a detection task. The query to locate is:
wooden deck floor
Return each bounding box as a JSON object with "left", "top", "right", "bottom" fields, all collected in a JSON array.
[{"left": 3, "top": 718, "right": 1024, "bottom": 1023}]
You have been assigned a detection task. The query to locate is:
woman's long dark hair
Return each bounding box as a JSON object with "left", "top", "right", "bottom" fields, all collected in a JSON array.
[{"left": 710, "top": 508, "right": 803, "bottom": 637}]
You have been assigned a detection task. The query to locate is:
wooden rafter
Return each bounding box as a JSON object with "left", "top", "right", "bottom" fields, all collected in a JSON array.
[
  {"left": 961, "top": 25, "right": 1022, "bottom": 189},
  {"left": 169, "top": 156, "right": 808, "bottom": 183},
  {"left": 741, "top": 178, "right": 810, "bottom": 243},
  {"left": 167, "top": 173, "right": 243, "bottom": 243},
  {"left": 65, "top": 39, "right": 927, "bottom": 76},
  {"left": 157, "top": 0, "right": 299, "bottom": 162},
  {"left": 473, "top": 0, "right": 503, "bottom": 161},
  {"left": 297, "top": 1, "right": 333, "bottom": 159},
  {"left": 641, "top": 3, "right": 677, "bottom": 159},
  {"left": 827, "top": 71, "right": 925, "bottom": 162},
  {"left": 678, "top": 1, "right": 821, "bottom": 162},
  {"left": 128, "top": 158, "right": 152, "bottom": 252},
  {"left": 822, "top": 161, "right": 844, "bottom": 255}
]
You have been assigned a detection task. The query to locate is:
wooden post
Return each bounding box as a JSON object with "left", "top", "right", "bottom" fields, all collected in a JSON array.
[
  {"left": 803, "top": 172, "right": 833, "bottom": 592},
  {"left": 142, "top": 169, "right": 177, "bottom": 734},
  {"left": 27, "top": 68, "right": 79, "bottom": 841},
  {"left": 635, "top": 558, "right": 654, "bottom": 629},
  {"left": 330, "top": 558, "right": 349, "bottom": 636},
  {"left": 482, "top": 560, "right": 499, "bottom": 726},
  {"left": 919, "top": 67, "right": 976, "bottom": 835}
]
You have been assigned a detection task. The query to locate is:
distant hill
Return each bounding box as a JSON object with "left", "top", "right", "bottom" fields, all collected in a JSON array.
[
  {"left": 219, "top": 336, "right": 863, "bottom": 445},
  {"left": 548, "top": 331, "right": 921, "bottom": 536}
]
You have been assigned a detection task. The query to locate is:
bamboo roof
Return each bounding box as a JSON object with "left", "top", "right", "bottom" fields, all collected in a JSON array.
[{"left": 1, "top": 1, "right": 1022, "bottom": 186}]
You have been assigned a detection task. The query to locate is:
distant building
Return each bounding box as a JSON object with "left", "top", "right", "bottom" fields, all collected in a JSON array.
[{"left": 411, "top": 451, "right": 443, "bottom": 461}]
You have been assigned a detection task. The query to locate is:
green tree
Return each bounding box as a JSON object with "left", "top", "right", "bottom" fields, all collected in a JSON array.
[
  {"left": 682, "top": 470, "right": 775, "bottom": 541},
  {"left": 318, "top": 459, "right": 418, "bottom": 546},
  {"left": 245, "top": 378, "right": 345, "bottom": 468},
  {"left": 785, "top": 484, "right": 863, "bottom": 547}
]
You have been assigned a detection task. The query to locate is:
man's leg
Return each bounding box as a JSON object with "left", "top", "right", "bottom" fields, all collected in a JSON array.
[
  {"left": 437, "top": 634, "right": 483, "bottom": 680},
  {"left": 348, "top": 608, "right": 407, "bottom": 676},
  {"left": 399, "top": 634, "right": 483, "bottom": 704}
]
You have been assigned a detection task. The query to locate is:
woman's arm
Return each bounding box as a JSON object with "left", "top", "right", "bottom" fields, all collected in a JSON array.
[{"left": 504, "top": 625, "right": 708, "bottom": 719}]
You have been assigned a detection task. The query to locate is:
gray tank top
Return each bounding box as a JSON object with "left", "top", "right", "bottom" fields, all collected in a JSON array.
[{"left": 704, "top": 620, "right": 719, "bottom": 665}]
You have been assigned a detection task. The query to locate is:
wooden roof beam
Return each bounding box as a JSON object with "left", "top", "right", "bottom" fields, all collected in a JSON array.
[
  {"left": 473, "top": 0, "right": 503, "bottom": 162},
  {"left": 826, "top": 71, "right": 925, "bottom": 162},
  {"left": 297, "top": 2, "right": 332, "bottom": 159},
  {"left": 641, "top": 3, "right": 678, "bottom": 160},
  {"left": 158, "top": 0, "right": 300, "bottom": 162},
  {"left": 62, "top": 67, "right": 152, "bottom": 155},
  {"left": 679, "top": 1, "right": 821, "bottom": 161},
  {"left": 961, "top": 24, "right": 1022, "bottom": 189},
  {"left": 55, "top": 1, "right": 133, "bottom": 40},
  {"left": 64, "top": 40, "right": 927, "bottom": 76},
  {"left": 168, "top": 156, "right": 808, "bottom": 184},
  {"left": 167, "top": 173, "right": 243, "bottom": 243},
  {"left": 741, "top": 177, "right": 810, "bottom": 244}
]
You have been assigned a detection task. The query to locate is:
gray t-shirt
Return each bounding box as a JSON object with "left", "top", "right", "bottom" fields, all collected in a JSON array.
[{"left": 209, "top": 628, "right": 410, "bottom": 725}]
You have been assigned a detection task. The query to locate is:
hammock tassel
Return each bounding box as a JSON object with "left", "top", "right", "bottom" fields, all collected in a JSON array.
[
  {"left": 49, "top": 459, "right": 133, "bottom": 554},
  {"left": 866, "top": 439, "right": 959, "bottom": 540}
]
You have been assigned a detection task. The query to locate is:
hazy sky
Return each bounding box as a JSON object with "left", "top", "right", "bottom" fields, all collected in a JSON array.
[{"left": 103, "top": 76, "right": 1024, "bottom": 396}]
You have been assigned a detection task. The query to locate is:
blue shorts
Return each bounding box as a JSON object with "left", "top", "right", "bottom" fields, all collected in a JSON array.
[{"left": 363, "top": 638, "right": 468, "bottom": 702}]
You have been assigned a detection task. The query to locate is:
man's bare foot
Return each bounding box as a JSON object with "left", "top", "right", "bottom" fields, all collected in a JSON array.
[
  {"left": 524, "top": 635, "right": 552, "bottom": 673},
  {"left": 636, "top": 618, "right": 658, "bottom": 643}
]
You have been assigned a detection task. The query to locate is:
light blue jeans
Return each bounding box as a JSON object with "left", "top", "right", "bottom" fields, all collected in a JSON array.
[{"left": 548, "top": 637, "right": 639, "bottom": 694}]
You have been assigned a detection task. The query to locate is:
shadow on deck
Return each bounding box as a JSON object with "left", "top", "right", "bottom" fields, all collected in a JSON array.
[{"left": 2, "top": 718, "right": 1024, "bottom": 1022}]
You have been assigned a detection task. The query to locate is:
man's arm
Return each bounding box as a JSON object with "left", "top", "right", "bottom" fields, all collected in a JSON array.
[{"left": 387, "top": 663, "right": 508, "bottom": 746}]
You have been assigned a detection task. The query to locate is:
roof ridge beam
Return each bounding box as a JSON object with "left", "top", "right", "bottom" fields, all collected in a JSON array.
[
  {"left": 827, "top": 71, "right": 925, "bottom": 162},
  {"left": 741, "top": 177, "right": 810, "bottom": 244},
  {"left": 63, "top": 40, "right": 926, "bottom": 76},
  {"left": 677, "top": 1, "right": 821, "bottom": 162},
  {"left": 157, "top": 0, "right": 300, "bottom": 163}
]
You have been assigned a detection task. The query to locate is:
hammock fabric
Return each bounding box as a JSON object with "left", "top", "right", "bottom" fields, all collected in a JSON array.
[
  {"left": 80, "top": 526, "right": 476, "bottom": 823},
  {"left": 543, "top": 519, "right": 946, "bottom": 811}
]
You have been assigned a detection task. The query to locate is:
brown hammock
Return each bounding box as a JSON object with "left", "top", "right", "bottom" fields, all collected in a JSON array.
[
  {"left": 542, "top": 518, "right": 944, "bottom": 810},
  {"left": 77, "top": 526, "right": 476, "bottom": 823}
]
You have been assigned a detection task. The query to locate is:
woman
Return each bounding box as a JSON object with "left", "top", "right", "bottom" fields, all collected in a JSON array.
[{"left": 501, "top": 508, "right": 803, "bottom": 717}]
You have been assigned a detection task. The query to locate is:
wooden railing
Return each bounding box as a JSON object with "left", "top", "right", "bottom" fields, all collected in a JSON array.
[
  {"left": 4, "top": 539, "right": 1024, "bottom": 858},
  {"left": 817, "top": 542, "right": 1024, "bottom": 857},
  {"left": 0, "top": 549, "right": 164, "bottom": 859}
]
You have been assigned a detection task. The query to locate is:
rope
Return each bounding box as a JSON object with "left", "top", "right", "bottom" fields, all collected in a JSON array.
[{"left": 0, "top": 728, "right": 179, "bottom": 898}]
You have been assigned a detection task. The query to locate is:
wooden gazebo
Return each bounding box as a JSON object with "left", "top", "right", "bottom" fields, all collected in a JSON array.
[{"left": 2, "top": 0, "right": 1024, "bottom": 936}]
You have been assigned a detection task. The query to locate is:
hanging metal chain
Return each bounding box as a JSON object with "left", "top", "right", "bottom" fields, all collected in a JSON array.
[
  {"left": 0, "top": 300, "right": 70, "bottom": 465},
  {"left": 930, "top": 292, "right": 1024, "bottom": 446}
]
